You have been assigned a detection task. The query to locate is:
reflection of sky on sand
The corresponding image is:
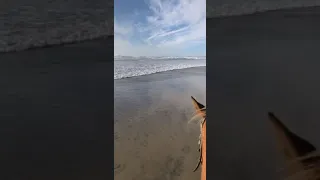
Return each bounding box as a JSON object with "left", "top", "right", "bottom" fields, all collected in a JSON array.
[
  {"left": 114, "top": 67, "right": 205, "bottom": 180},
  {"left": 114, "top": 67, "right": 206, "bottom": 122}
]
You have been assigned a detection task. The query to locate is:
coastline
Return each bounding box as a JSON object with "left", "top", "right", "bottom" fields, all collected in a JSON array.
[
  {"left": 114, "top": 66, "right": 206, "bottom": 81},
  {"left": 114, "top": 66, "right": 206, "bottom": 180}
]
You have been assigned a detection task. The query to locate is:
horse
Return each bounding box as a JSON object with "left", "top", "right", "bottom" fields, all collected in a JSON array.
[{"left": 190, "top": 96, "right": 206, "bottom": 180}]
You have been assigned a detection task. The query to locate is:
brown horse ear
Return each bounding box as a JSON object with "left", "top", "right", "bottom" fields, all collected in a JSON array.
[
  {"left": 191, "top": 96, "right": 205, "bottom": 111},
  {"left": 268, "top": 112, "right": 316, "bottom": 158},
  {"left": 191, "top": 96, "right": 205, "bottom": 120},
  {"left": 267, "top": 112, "right": 317, "bottom": 173}
]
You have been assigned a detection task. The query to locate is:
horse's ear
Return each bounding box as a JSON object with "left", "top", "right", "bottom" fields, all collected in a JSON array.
[
  {"left": 191, "top": 96, "right": 205, "bottom": 111},
  {"left": 268, "top": 112, "right": 299, "bottom": 160},
  {"left": 268, "top": 112, "right": 316, "bottom": 158},
  {"left": 267, "top": 112, "right": 317, "bottom": 173}
]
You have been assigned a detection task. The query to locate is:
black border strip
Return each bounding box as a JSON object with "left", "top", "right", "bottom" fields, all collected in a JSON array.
[
  {"left": 0, "top": 36, "right": 114, "bottom": 179},
  {"left": 207, "top": 6, "right": 320, "bottom": 180}
]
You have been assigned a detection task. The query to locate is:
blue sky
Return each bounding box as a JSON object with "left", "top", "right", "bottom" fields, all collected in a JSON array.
[{"left": 114, "top": 0, "right": 206, "bottom": 56}]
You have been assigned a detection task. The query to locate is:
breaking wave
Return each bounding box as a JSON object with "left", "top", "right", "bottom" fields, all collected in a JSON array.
[{"left": 114, "top": 57, "right": 206, "bottom": 79}]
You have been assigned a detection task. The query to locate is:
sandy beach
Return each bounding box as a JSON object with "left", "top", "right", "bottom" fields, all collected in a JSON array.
[
  {"left": 207, "top": 6, "right": 320, "bottom": 180},
  {"left": 114, "top": 67, "right": 206, "bottom": 180}
]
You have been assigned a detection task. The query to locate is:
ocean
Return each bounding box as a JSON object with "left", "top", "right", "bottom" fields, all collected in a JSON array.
[{"left": 114, "top": 56, "right": 206, "bottom": 79}]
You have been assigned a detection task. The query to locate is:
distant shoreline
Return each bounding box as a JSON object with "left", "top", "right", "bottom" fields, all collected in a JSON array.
[
  {"left": 114, "top": 66, "right": 206, "bottom": 80},
  {"left": 0, "top": 35, "right": 114, "bottom": 55},
  {"left": 207, "top": 5, "right": 320, "bottom": 19}
]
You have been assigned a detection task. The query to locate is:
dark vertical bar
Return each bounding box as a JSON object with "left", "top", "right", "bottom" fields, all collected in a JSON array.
[
  {"left": 0, "top": 3, "right": 114, "bottom": 180},
  {"left": 207, "top": 6, "right": 320, "bottom": 180}
]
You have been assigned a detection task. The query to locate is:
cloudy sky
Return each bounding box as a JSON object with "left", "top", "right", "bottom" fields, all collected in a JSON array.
[{"left": 114, "top": 0, "right": 206, "bottom": 56}]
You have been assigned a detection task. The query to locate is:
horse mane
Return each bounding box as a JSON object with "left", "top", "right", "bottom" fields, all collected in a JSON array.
[
  {"left": 284, "top": 152, "right": 320, "bottom": 180},
  {"left": 190, "top": 96, "right": 206, "bottom": 180}
]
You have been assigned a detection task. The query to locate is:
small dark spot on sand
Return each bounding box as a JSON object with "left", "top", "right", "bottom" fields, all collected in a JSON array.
[
  {"left": 169, "top": 135, "right": 175, "bottom": 141},
  {"left": 158, "top": 155, "right": 184, "bottom": 179},
  {"left": 114, "top": 132, "right": 119, "bottom": 140},
  {"left": 144, "top": 132, "right": 149, "bottom": 137},
  {"left": 140, "top": 164, "right": 145, "bottom": 170},
  {"left": 181, "top": 146, "right": 190, "bottom": 154},
  {"left": 114, "top": 164, "right": 121, "bottom": 169},
  {"left": 134, "top": 133, "right": 141, "bottom": 141},
  {"left": 114, "top": 164, "right": 126, "bottom": 175},
  {"left": 134, "top": 151, "right": 140, "bottom": 158},
  {"left": 141, "top": 140, "right": 148, "bottom": 147}
]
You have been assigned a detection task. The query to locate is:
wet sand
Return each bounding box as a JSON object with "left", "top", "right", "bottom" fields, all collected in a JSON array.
[
  {"left": 207, "top": 6, "right": 320, "bottom": 180},
  {"left": 114, "top": 67, "right": 206, "bottom": 180}
]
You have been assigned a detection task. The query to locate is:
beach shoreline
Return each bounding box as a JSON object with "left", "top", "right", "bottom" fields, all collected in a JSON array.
[
  {"left": 114, "top": 66, "right": 206, "bottom": 180},
  {"left": 114, "top": 66, "right": 206, "bottom": 81}
]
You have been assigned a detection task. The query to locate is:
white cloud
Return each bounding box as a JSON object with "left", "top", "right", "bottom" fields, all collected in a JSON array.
[
  {"left": 114, "top": 18, "right": 133, "bottom": 37},
  {"left": 114, "top": 35, "right": 184, "bottom": 56},
  {"left": 144, "top": 0, "right": 206, "bottom": 47},
  {"left": 114, "top": 0, "right": 206, "bottom": 56}
]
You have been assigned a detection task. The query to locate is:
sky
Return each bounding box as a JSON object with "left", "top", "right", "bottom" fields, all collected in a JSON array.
[{"left": 114, "top": 0, "right": 206, "bottom": 57}]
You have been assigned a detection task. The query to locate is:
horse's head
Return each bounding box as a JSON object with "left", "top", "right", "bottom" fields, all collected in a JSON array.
[{"left": 267, "top": 112, "right": 320, "bottom": 180}]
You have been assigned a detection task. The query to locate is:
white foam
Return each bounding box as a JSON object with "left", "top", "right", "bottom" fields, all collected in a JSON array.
[
  {"left": 114, "top": 58, "right": 206, "bottom": 79},
  {"left": 114, "top": 55, "right": 206, "bottom": 60}
]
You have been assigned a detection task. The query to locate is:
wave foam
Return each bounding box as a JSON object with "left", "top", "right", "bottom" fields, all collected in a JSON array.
[
  {"left": 114, "top": 55, "right": 206, "bottom": 60},
  {"left": 114, "top": 58, "right": 206, "bottom": 79}
]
